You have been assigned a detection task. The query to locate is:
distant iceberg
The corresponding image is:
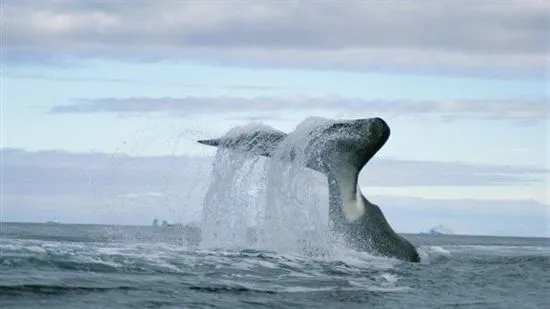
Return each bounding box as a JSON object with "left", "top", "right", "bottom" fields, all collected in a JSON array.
[{"left": 422, "top": 225, "right": 454, "bottom": 235}]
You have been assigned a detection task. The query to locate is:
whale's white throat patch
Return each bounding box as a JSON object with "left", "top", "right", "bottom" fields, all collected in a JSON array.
[
  {"left": 334, "top": 165, "right": 365, "bottom": 222},
  {"left": 341, "top": 184, "right": 365, "bottom": 222}
]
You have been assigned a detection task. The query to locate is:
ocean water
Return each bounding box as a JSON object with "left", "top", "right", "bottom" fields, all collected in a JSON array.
[{"left": 1, "top": 222, "right": 548, "bottom": 309}]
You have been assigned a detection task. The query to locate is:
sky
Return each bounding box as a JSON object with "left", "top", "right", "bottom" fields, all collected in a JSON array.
[{"left": 1, "top": 0, "right": 549, "bottom": 237}]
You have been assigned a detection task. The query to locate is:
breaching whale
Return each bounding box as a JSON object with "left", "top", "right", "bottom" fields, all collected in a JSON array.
[{"left": 198, "top": 117, "right": 420, "bottom": 262}]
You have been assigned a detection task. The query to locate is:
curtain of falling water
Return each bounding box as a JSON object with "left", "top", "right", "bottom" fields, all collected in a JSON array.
[
  {"left": 200, "top": 124, "right": 270, "bottom": 249},
  {"left": 258, "top": 118, "right": 330, "bottom": 254},
  {"left": 200, "top": 147, "right": 264, "bottom": 249},
  {"left": 200, "top": 120, "right": 330, "bottom": 254}
]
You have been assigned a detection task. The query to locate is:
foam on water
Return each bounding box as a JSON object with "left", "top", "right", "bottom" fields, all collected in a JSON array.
[{"left": 416, "top": 246, "right": 452, "bottom": 264}]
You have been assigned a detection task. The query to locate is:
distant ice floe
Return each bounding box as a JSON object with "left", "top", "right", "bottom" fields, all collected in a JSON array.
[{"left": 420, "top": 225, "right": 454, "bottom": 235}]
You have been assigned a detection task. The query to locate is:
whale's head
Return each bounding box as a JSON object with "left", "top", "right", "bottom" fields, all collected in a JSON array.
[{"left": 304, "top": 117, "right": 390, "bottom": 174}]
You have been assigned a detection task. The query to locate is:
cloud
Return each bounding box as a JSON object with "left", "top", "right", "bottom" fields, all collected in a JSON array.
[
  {"left": 1, "top": 148, "right": 213, "bottom": 225},
  {"left": 3, "top": 0, "right": 547, "bottom": 77},
  {"left": 49, "top": 96, "right": 550, "bottom": 121},
  {"left": 3, "top": 148, "right": 546, "bottom": 196},
  {"left": 2, "top": 148, "right": 548, "bottom": 236},
  {"left": 360, "top": 159, "right": 548, "bottom": 187},
  {"left": 6, "top": 73, "right": 290, "bottom": 91},
  {"left": 373, "top": 195, "right": 549, "bottom": 237},
  {"left": 1, "top": 148, "right": 212, "bottom": 196}
]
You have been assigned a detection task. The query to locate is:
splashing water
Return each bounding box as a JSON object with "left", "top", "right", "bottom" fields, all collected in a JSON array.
[
  {"left": 258, "top": 118, "right": 331, "bottom": 254},
  {"left": 200, "top": 124, "right": 269, "bottom": 249},
  {"left": 200, "top": 119, "right": 333, "bottom": 255}
]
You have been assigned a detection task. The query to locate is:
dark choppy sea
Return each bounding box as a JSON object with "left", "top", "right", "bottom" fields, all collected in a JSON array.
[{"left": 1, "top": 222, "right": 548, "bottom": 308}]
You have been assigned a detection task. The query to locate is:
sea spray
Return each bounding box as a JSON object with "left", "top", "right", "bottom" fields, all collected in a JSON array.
[
  {"left": 258, "top": 118, "right": 330, "bottom": 254},
  {"left": 200, "top": 118, "right": 332, "bottom": 255},
  {"left": 200, "top": 124, "right": 270, "bottom": 249}
]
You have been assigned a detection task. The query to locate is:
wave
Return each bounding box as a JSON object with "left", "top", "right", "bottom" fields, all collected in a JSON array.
[
  {"left": 1, "top": 278, "right": 408, "bottom": 300},
  {"left": 0, "top": 284, "right": 136, "bottom": 297},
  {"left": 0, "top": 238, "right": 409, "bottom": 299},
  {"left": 447, "top": 245, "right": 550, "bottom": 253},
  {"left": 416, "top": 246, "right": 452, "bottom": 264},
  {"left": 0, "top": 256, "right": 123, "bottom": 273},
  {"left": 188, "top": 284, "right": 277, "bottom": 295},
  {"left": 470, "top": 254, "right": 550, "bottom": 265},
  {"left": 415, "top": 244, "right": 550, "bottom": 267}
]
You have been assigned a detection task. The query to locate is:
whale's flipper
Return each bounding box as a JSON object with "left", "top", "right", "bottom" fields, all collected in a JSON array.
[
  {"left": 197, "top": 139, "right": 221, "bottom": 147},
  {"left": 198, "top": 117, "right": 420, "bottom": 262},
  {"left": 199, "top": 129, "right": 287, "bottom": 157}
]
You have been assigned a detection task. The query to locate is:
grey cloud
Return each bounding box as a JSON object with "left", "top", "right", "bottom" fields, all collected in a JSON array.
[
  {"left": 3, "top": 148, "right": 547, "bottom": 198},
  {"left": 4, "top": 192, "right": 548, "bottom": 236},
  {"left": 2, "top": 148, "right": 548, "bottom": 236},
  {"left": 1, "top": 148, "right": 213, "bottom": 196},
  {"left": 6, "top": 73, "right": 290, "bottom": 91},
  {"left": 359, "top": 160, "right": 548, "bottom": 187},
  {"left": 373, "top": 195, "right": 549, "bottom": 236},
  {"left": 3, "top": 0, "right": 547, "bottom": 77},
  {"left": 49, "top": 96, "right": 550, "bottom": 121}
]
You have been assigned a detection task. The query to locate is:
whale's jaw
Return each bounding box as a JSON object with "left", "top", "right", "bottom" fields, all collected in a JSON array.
[
  {"left": 328, "top": 176, "right": 420, "bottom": 262},
  {"left": 198, "top": 117, "right": 420, "bottom": 262}
]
